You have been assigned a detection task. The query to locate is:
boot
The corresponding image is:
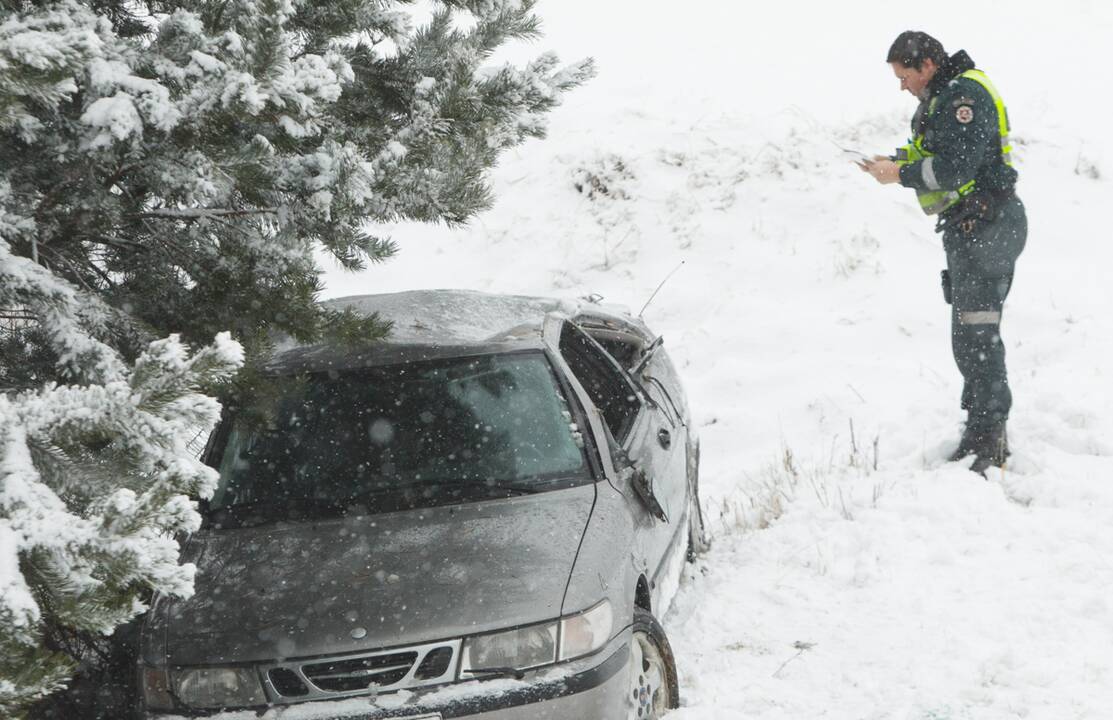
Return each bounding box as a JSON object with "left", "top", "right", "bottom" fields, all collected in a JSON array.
[
  {"left": 947, "top": 419, "right": 983, "bottom": 462},
  {"left": 968, "top": 423, "right": 1009, "bottom": 476}
]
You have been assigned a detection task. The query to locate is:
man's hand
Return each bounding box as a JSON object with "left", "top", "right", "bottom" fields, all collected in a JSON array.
[{"left": 859, "top": 156, "right": 901, "bottom": 185}]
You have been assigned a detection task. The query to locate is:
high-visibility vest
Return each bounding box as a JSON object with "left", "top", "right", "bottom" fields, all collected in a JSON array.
[{"left": 895, "top": 69, "right": 1013, "bottom": 215}]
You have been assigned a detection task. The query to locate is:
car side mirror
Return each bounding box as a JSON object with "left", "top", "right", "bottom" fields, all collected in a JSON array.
[
  {"left": 629, "top": 465, "right": 668, "bottom": 523},
  {"left": 600, "top": 424, "right": 665, "bottom": 522}
]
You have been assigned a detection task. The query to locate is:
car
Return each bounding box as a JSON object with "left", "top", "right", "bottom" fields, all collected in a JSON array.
[{"left": 137, "top": 289, "right": 710, "bottom": 720}]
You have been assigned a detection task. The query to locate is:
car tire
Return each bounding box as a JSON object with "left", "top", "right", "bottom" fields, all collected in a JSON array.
[
  {"left": 625, "top": 608, "right": 680, "bottom": 719},
  {"left": 686, "top": 440, "right": 711, "bottom": 562}
]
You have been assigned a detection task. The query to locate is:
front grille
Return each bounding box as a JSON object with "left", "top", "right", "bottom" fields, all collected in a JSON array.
[
  {"left": 303, "top": 651, "right": 418, "bottom": 692},
  {"left": 260, "top": 639, "right": 462, "bottom": 705},
  {"left": 268, "top": 667, "right": 308, "bottom": 697},
  {"left": 415, "top": 646, "right": 454, "bottom": 680}
]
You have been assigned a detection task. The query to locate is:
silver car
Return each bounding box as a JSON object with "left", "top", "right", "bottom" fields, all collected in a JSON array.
[{"left": 138, "top": 290, "right": 709, "bottom": 720}]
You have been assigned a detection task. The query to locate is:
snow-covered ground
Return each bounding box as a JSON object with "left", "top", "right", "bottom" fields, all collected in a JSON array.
[{"left": 324, "top": 3, "right": 1113, "bottom": 717}]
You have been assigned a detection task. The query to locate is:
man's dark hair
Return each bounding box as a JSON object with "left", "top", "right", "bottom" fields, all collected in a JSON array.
[{"left": 887, "top": 31, "right": 947, "bottom": 69}]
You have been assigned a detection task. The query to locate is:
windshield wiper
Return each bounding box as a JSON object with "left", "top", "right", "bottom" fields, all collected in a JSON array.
[
  {"left": 204, "top": 497, "right": 349, "bottom": 528},
  {"left": 205, "top": 480, "right": 542, "bottom": 528},
  {"left": 426, "top": 479, "right": 541, "bottom": 496}
]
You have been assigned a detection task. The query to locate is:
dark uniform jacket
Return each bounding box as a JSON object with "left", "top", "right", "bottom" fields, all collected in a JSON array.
[{"left": 897, "top": 50, "right": 1017, "bottom": 211}]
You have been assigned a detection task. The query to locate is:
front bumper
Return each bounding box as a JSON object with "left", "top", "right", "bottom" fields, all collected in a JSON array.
[
  {"left": 420, "top": 641, "right": 628, "bottom": 719},
  {"left": 151, "top": 633, "right": 631, "bottom": 720}
]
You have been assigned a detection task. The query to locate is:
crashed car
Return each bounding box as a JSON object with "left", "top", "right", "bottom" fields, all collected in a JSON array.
[{"left": 138, "top": 289, "right": 709, "bottom": 720}]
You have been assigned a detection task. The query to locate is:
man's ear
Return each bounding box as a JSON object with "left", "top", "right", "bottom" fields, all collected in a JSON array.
[{"left": 921, "top": 57, "right": 938, "bottom": 74}]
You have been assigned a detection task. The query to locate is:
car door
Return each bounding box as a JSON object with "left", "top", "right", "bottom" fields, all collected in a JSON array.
[
  {"left": 575, "top": 319, "right": 691, "bottom": 523},
  {"left": 623, "top": 343, "right": 690, "bottom": 592},
  {"left": 553, "top": 321, "right": 685, "bottom": 588}
]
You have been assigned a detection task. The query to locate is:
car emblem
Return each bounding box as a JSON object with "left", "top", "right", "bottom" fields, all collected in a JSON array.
[{"left": 350, "top": 627, "right": 368, "bottom": 639}]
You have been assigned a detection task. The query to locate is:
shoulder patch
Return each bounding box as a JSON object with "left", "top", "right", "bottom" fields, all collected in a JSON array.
[
  {"left": 955, "top": 105, "right": 974, "bottom": 124},
  {"left": 952, "top": 96, "right": 976, "bottom": 107}
]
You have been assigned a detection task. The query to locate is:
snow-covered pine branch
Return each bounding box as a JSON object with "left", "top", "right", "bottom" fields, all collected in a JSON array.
[
  {"left": 1, "top": 0, "right": 594, "bottom": 373},
  {"left": 0, "top": 331, "right": 243, "bottom": 717}
]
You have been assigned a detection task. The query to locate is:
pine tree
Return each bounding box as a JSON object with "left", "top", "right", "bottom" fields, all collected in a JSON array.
[
  {"left": 0, "top": 0, "right": 594, "bottom": 381},
  {"left": 0, "top": 0, "right": 593, "bottom": 713},
  {"left": 0, "top": 327, "right": 244, "bottom": 716}
]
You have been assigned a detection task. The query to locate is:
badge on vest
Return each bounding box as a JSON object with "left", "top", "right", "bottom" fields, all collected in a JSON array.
[{"left": 955, "top": 105, "right": 974, "bottom": 124}]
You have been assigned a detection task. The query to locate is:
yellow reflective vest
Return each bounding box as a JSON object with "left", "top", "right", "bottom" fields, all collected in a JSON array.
[{"left": 895, "top": 69, "right": 1013, "bottom": 215}]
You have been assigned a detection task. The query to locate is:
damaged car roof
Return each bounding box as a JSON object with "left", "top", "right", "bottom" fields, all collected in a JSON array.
[
  {"left": 326, "top": 289, "right": 578, "bottom": 345},
  {"left": 265, "top": 289, "right": 643, "bottom": 374}
]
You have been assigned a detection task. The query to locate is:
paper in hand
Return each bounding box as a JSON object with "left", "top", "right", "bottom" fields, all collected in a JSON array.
[{"left": 842, "top": 149, "right": 872, "bottom": 165}]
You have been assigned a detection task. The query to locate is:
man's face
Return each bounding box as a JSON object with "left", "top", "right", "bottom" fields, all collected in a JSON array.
[{"left": 890, "top": 58, "right": 937, "bottom": 100}]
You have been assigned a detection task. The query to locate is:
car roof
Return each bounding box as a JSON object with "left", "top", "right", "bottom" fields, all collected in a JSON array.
[
  {"left": 325, "top": 289, "right": 574, "bottom": 345},
  {"left": 267, "top": 289, "right": 648, "bottom": 374}
]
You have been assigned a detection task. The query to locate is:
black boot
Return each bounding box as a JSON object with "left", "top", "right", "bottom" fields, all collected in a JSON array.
[
  {"left": 948, "top": 419, "right": 983, "bottom": 462},
  {"left": 969, "top": 422, "right": 1009, "bottom": 476}
]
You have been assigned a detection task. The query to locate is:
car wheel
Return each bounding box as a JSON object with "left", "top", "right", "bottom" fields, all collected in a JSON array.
[
  {"left": 625, "top": 608, "right": 679, "bottom": 719},
  {"left": 686, "top": 440, "right": 710, "bottom": 561}
]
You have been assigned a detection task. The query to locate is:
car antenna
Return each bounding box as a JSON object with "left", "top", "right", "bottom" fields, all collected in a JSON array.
[{"left": 638, "top": 261, "right": 685, "bottom": 318}]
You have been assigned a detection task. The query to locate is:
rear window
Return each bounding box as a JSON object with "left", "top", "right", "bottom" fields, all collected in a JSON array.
[{"left": 205, "top": 352, "right": 590, "bottom": 527}]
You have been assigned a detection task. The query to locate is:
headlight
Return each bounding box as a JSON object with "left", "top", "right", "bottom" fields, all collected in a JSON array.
[
  {"left": 460, "top": 621, "right": 558, "bottom": 674},
  {"left": 559, "top": 600, "right": 614, "bottom": 661},
  {"left": 173, "top": 667, "right": 265, "bottom": 709}
]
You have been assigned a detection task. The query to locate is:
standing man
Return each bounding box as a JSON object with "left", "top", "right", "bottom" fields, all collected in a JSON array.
[{"left": 862, "top": 31, "right": 1026, "bottom": 474}]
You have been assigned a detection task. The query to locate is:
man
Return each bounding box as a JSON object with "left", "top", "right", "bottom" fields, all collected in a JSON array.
[{"left": 862, "top": 31, "right": 1026, "bottom": 474}]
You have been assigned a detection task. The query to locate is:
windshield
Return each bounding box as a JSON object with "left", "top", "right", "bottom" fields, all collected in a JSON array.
[{"left": 205, "top": 351, "right": 591, "bottom": 527}]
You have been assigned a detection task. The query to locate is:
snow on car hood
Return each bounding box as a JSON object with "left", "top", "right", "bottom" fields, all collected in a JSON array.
[{"left": 162, "top": 484, "right": 596, "bottom": 665}]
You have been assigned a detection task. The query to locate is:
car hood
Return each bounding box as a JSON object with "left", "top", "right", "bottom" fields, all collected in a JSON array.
[{"left": 160, "top": 484, "right": 596, "bottom": 665}]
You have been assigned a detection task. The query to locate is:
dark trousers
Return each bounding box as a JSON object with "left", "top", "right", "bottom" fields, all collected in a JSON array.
[{"left": 942, "top": 195, "right": 1027, "bottom": 427}]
